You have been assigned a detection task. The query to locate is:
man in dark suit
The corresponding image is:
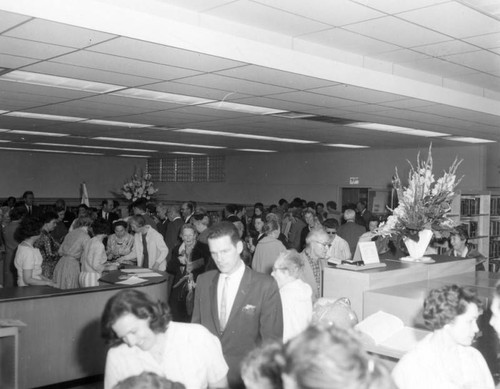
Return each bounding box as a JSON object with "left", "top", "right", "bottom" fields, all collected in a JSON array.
[
  {"left": 165, "top": 205, "right": 183, "bottom": 253},
  {"left": 337, "top": 208, "right": 367, "bottom": 255},
  {"left": 192, "top": 222, "right": 283, "bottom": 389},
  {"left": 97, "top": 199, "right": 119, "bottom": 226},
  {"left": 22, "top": 191, "right": 41, "bottom": 217}
]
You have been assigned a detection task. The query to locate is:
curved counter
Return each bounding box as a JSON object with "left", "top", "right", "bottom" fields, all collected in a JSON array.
[{"left": 0, "top": 271, "right": 168, "bottom": 389}]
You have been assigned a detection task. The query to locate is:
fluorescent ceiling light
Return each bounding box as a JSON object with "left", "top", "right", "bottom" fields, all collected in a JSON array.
[
  {"left": 272, "top": 112, "right": 316, "bottom": 119},
  {"left": 118, "top": 154, "right": 151, "bottom": 158},
  {"left": 1, "top": 70, "right": 123, "bottom": 93},
  {"left": 0, "top": 140, "right": 11, "bottom": 143},
  {"left": 0, "top": 110, "right": 9, "bottom": 114},
  {"left": 444, "top": 136, "right": 496, "bottom": 143},
  {"left": 0, "top": 128, "right": 10, "bottom": 132},
  {"left": 346, "top": 122, "right": 449, "bottom": 137},
  {"left": 4, "top": 112, "right": 87, "bottom": 122},
  {"left": 237, "top": 149, "right": 277, "bottom": 153},
  {"left": 176, "top": 129, "right": 318, "bottom": 144},
  {"left": 82, "top": 119, "right": 153, "bottom": 128},
  {"left": 10, "top": 130, "right": 68, "bottom": 137},
  {"left": 200, "top": 101, "right": 287, "bottom": 115},
  {"left": 93, "top": 137, "right": 225, "bottom": 149},
  {"left": 170, "top": 151, "right": 207, "bottom": 155},
  {"left": 35, "top": 143, "right": 157, "bottom": 152},
  {"left": 112, "top": 88, "right": 214, "bottom": 105},
  {"left": 323, "top": 144, "right": 369, "bottom": 148},
  {"left": 0, "top": 146, "right": 102, "bottom": 155}
]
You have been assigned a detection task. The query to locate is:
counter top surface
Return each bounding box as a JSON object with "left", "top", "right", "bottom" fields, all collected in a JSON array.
[{"left": 0, "top": 269, "right": 167, "bottom": 302}]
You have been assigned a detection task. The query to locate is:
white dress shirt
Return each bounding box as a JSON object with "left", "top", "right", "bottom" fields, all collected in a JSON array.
[{"left": 217, "top": 260, "right": 245, "bottom": 325}]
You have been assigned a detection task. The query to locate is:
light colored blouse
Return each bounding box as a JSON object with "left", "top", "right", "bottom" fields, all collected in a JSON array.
[
  {"left": 392, "top": 330, "right": 494, "bottom": 389},
  {"left": 106, "top": 232, "right": 134, "bottom": 260},
  {"left": 14, "top": 241, "right": 44, "bottom": 286},
  {"left": 81, "top": 236, "right": 107, "bottom": 274}
]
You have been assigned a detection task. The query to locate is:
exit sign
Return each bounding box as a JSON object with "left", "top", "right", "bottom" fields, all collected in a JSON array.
[{"left": 349, "top": 177, "right": 359, "bottom": 185}]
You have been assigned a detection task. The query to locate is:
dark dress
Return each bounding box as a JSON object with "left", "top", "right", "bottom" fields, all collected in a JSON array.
[{"left": 166, "top": 241, "right": 210, "bottom": 322}]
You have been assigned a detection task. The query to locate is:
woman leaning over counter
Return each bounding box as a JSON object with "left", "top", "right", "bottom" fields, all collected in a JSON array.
[{"left": 14, "top": 216, "right": 57, "bottom": 287}]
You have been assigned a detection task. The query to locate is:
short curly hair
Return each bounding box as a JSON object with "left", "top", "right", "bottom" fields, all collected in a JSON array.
[
  {"left": 423, "top": 285, "right": 482, "bottom": 330},
  {"left": 101, "top": 290, "right": 171, "bottom": 347},
  {"left": 283, "top": 324, "right": 396, "bottom": 389},
  {"left": 14, "top": 216, "right": 43, "bottom": 243}
]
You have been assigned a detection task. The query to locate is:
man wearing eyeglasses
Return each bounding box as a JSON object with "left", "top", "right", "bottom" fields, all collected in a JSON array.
[
  {"left": 271, "top": 250, "right": 312, "bottom": 342},
  {"left": 299, "top": 229, "right": 330, "bottom": 300},
  {"left": 323, "top": 218, "right": 351, "bottom": 265}
]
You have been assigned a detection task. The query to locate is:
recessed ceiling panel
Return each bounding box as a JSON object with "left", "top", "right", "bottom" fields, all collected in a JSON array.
[
  {"left": 5, "top": 18, "right": 116, "bottom": 48},
  {"left": 0, "top": 36, "right": 74, "bottom": 59},
  {"left": 0, "top": 10, "right": 31, "bottom": 33}
]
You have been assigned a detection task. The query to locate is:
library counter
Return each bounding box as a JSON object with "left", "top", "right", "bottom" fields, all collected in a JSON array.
[{"left": 0, "top": 271, "right": 168, "bottom": 389}]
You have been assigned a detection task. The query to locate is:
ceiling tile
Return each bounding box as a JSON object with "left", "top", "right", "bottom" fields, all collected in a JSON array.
[
  {"left": 309, "top": 84, "right": 406, "bottom": 103},
  {"left": 266, "top": 91, "right": 359, "bottom": 108},
  {"left": 0, "top": 79, "right": 94, "bottom": 99},
  {"left": 5, "top": 19, "right": 116, "bottom": 48},
  {"left": 352, "top": 0, "right": 449, "bottom": 16},
  {"left": 154, "top": 0, "right": 234, "bottom": 12},
  {"left": 202, "top": 0, "right": 330, "bottom": 36},
  {"left": 370, "top": 48, "right": 429, "bottom": 63},
  {"left": 230, "top": 96, "right": 321, "bottom": 112},
  {"left": 23, "top": 61, "right": 159, "bottom": 87},
  {"left": 0, "top": 10, "right": 31, "bottom": 33},
  {"left": 344, "top": 16, "right": 450, "bottom": 47},
  {"left": 144, "top": 81, "right": 252, "bottom": 101},
  {"left": 252, "top": 0, "right": 384, "bottom": 26},
  {"left": 175, "top": 73, "right": 295, "bottom": 96},
  {"left": 89, "top": 37, "right": 246, "bottom": 72},
  {"left": 53, "top": 50, "right": 200, "bottom": 80},
  {"left": 0, "top": 36, "right": 74, "bottom": 59},
  {"left": 398, "top": 2, "right": 500, "bottom": 39},
  {"left": 442, "top": 50, "right": 500, "bottom": 74},
  {"left": 0, "top": 53, "right": 41, "bottom": 69},
  {"left": 215, "top": 65, "right": 338, "bottom": 90},
  {"left": 463, "top": 32, "right": 500, "bottom": 49},
  {"left": 400, "top": 57, "right": 476, "bottom": 78},
  {"left": 412, "top": 40, "right": 480, "bottom": 57},
  {"left": 297, "top": 27, "right": 399, "bottom": 55}
]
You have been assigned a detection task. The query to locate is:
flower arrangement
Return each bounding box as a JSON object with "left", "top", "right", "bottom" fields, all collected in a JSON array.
[
  {"left": 121, "top": 170, "right": 158, "bottom": 201},
  {"left": 377, "top": 145, "right": 462, "bottom": 242}
]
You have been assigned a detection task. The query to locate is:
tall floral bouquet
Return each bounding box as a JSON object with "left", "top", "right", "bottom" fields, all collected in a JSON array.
[
  {"left": 377, "top": 145, "right": 462, "bottom": 242},
  {"left": 121, "top": 170, "right": 158, "bottom": 201}
]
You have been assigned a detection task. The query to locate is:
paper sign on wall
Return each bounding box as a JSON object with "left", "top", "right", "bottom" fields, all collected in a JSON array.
[{"left": 350, "top": 177, "right": 359, "bottom": 185}]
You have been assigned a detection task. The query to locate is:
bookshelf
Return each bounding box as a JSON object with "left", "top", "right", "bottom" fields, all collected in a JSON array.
[{"left": 450, "top": 191, "right": 500, "bottom": 271}]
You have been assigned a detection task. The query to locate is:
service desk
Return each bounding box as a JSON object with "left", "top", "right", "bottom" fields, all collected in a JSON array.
[
  {"left": 0, "top": 271, "right": 168, "bottom": 389},
  {"left": 323, "top": 256, "right": 476, "bottom": 320}
]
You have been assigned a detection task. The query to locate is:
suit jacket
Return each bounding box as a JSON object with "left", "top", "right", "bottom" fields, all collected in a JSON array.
[
  {"left": 97, "top": 210, "right": 119, "bottom": 226},
  {"left": 192, "top": 267, "right": 283, "bottom": 389},
  {"left": 337, "top": 221, "right": 367, "bottom": 254}
]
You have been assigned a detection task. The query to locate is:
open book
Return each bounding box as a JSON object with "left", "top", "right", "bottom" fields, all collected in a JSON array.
[{"left": 355, "top": 311, "right": 429, "bottom": 357}]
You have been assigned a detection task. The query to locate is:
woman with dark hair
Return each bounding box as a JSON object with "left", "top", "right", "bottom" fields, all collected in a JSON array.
[
  {"left": 53, "top": 216, "right": 92, "bottom": 289},
  {"left": 106, "top": 220, "right": 134, "bottom": 263},
  {"left": 392, "top": 285, "right": 494, "bottom": 389},
  {"left": 14, "top": 216, "right": 57, "bottom": 287},
  {"left": 166, "top": 224, "right": 208, "bottom": 322},
  {"left": 34, "top": 211, "right": 60, "bottom": 280},
  {"left": 3, "top": 206, "right": 27, "bottom": 287},
  {"left": 282, "top": 324, "right": 396, "bottom": 389},
  {"left": 252, "top": 218, "right": 286, "bottom": 274},
  {"left": 79, "top": 219, "right": 118, "bottom": 287},
  {"left": 248, "top": 202, "right": 265, "bottom": 236},
  {"left": 101, "top": 289, "right": 228, "bottom": 389},
  {"left": 446, "top": 224, "right": 487, "bottom": 270}
]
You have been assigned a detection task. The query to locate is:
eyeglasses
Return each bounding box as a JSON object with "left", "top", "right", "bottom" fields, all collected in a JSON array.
[
  {"left": 326, "top": 231, "right": 337, "bottom": 235},
  {"left": 312, "top": 240, "right": 330, "bottom": 248}
]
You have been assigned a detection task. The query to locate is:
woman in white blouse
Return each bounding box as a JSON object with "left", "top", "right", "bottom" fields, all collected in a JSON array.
[
  {"left": 14, "top": 216, "right": 57, "bottom": 287},
  {"left": 392, "top": 285, "right": 494, "bottom": 389}
]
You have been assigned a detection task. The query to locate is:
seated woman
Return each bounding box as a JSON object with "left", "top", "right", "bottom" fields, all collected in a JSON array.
[
  {"left": 80, "top": 219, "right": 118, "bottom": 287},
  {"left": 101, "top": 289, "right": 228, "bottom": 389},
  {"left": 106, "top": 220, "right": 134, "bottom": 264},
  {"left": 166, "top": 224, "right": 208, "bottom": 322},
  {"left": 445, "top": 224, "right": 487, "bottom": 270},
  {"left": 392, "top": 285, "right": 494, "bottom": 389},
  {"left": 252, "top": 218, "right": 286, "bottom": 274},
  {"left": 14, "top": 216, "right": 58, "bottom": 287},
  {"left": 283, "top": 324, "right": 396, "bottom": 389},
  {"left": 53, "top": 216, "right": 92, "bottom": 289},
  {"left": 34, "top": 211, "right": 61, "bottom": 280}
]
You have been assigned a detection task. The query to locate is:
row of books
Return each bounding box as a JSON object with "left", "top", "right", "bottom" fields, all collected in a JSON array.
[
  {"left": 464, "top": 221, "right": 479, "bottom": 238},
  {"left": 491, "top": 220, "right": 500, "bottom": 237},
  {"left": 490, "top": 240, "right": 500, "bottom": 259},
  {"left": 461, "top": 197, "right": 481, "bottom": 216},
  {"left": 491, "top": 197, "right": 500, "bottom": 216}
]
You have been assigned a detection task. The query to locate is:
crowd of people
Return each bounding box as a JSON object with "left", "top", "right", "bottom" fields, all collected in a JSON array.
[{"left": 0, "top": 192, "right": 496, "bottom": 389}]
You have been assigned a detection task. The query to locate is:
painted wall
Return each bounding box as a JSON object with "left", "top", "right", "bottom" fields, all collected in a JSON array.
[
  {"left": 156, "top": 145, "right": 487, "bottom": 205},
  {"left": 0, "top": 150, "right": 145, "bottom": 203},
  {"left": 0, "top": 144, "right": 487, "bottom": 207}
]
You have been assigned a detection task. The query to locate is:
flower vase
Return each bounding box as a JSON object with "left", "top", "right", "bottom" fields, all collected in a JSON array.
[{"left": 402, "top": 229, "right": 433, "bottom": 261}]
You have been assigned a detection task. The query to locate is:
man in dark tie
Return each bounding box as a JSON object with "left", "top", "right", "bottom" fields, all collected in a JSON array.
[
  {"left": 192, "top": 222, "right": 283, "bottom": 389},
  {"left": 22, "top": 191, "right": 41, "bottom": 217},
  {"left": 98, "top": 199, "right": 119, "bottom": 226}
]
